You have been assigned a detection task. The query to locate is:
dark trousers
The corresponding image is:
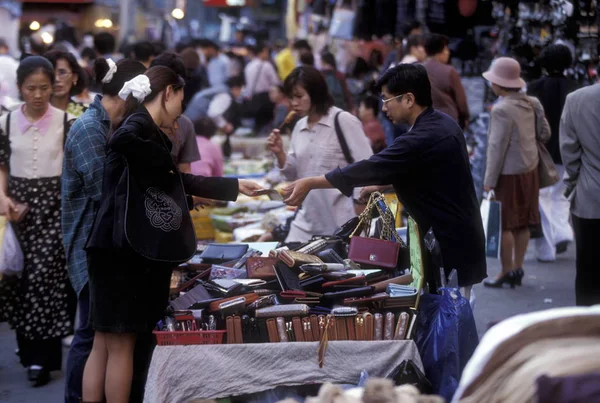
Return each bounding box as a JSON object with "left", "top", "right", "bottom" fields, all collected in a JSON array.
[
  {"left": 572, "top": 214, "right": 600, "bottom": 306},
  {"left": 64, "top": 284, "right": 95, "bottom": 403},
  {"left": 16, "top": 333, "right": 62, "bottom": 370}
]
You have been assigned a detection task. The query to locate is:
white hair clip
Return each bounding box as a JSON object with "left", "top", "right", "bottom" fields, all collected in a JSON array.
[
  {"left": 118, "top": 74, "right": 152, "bottom": 102},
  {"left": 101, "top": 58, "right": 117, "bottom": 83}
]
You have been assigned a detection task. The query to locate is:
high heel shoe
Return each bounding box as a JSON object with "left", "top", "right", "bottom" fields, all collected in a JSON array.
[
  {"left": 513, "top": 268, "right": 524, "bottom": 286},
  {"left": 28, "top": 366, "right": 50, "bottom": 387},
  {"left": 483, "top": 272, "right": 517, "bottom": 289}
]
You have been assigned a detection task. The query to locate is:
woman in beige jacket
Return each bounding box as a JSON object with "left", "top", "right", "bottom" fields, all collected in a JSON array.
[{"left": 482, "top": 58, "right": 551, "bottom": 288}]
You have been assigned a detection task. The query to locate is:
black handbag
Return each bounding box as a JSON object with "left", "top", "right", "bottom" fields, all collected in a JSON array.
[{"left": 121, "top": 120, "right": 197, "bottom": 264}]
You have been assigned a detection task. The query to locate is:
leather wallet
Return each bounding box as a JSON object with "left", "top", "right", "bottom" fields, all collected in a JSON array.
[
  {"left": 332, "top": 306, "right": 358, "bottom": 317},
  {"left": 200, "top": 244, "right": 249, "bottom": 264},
  {"left": 372, "top": 274, "right": 413, "bottom": 292},
  {"left": 2, "top": 202, "right": 30, "bottom": 223},
  {"left": 394, "top": 311, "right": 410, "bottom": 340},
  {"left": 323, "top": 286, "right": 375, "bottom": 301},
  {"left": 206, "top": 279, "right": 243, "bottom": 297},
  {"left": 258, "top": 319, "right": 270, "bottom": 343},
  {"left": 342, "top": 292, "right": 389, "bottom": 306},
  {"left": 302, "top": 317, "right": 314, "bottom": 342},
  {"left": 374, "top": 313, "right": 384, "bottom": 340},
  {"left": 255, "top": 304, "right": 310, "bottom": 318},
  {"left": 225, "top": 316, "right": 243, "bottom": 344},
  {"left": 322, "top": 272, "right": 356, "bottom": 281},
  {"left": 292, "top": 317, "right": 305, "bottom": 342},
  {"left": 274, "top": 262, "right": 303, "bottom": 291},
  {"left": 322, "top": 276, "right": 367, "bottom": 288},
  {"left": 317, "top": 248, "right": 346, "bottom": 264},
  {"left": 311, "top": 315, "right": 322, "bottom": 340},
  {"left": 364, "top": 313, "right": 374, "bottom": 340},
  {"left": 335, "top": 317, "right": 348, "bottom": 340},
  {"left": 266, "top": 318, "right": 280, "bottom": 342},
  {"left": 384, "top": 312, "right": 395, "bottom": 340},
  {"left": 278, "top": 250, "right": 323, "bottom": 268},
  {"left": 299, "top": 275, "right": 327, "bottom": 292},
  {"left": 209, "top": 293, "right": 258, "bottom": 312},
  {"left": 246, "top": 257, "right": 278, "bottom": 279},
  {"left": 280, "top": 290, "right": 322, "bottom": 300},
  {"left": 346, "top": 317, "right": 356, "bottom": 340},
  {"left": 170, "top": 283, "right": 214, "bottom": 311},
  {"left": 296, "top": 239, "right": 327, "bottom": 255},
  {"left": 295, "top": 297, "right": 321, "bottom": 305},
  {"left": 348, "top": 237, "right": 401, "bottom": 269},
  {"left": 276, "top": 317, "right": 289, "bottom": 342},
  {"left": 356, "top": 315, "right": 366, "bottom": 341}
]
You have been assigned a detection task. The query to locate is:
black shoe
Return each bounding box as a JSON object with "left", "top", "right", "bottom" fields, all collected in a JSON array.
[
  {"left": 513, "top": 268, "right": 524, "bottom": 286},
  {"left": 484, "top": 272, "right": 517, "bottom": 289},
  {"left": 556, "top": 241, "right": 569, "bottom": 255},
  {"left": 28, "top": 367, "right": 50, "bottom": 387}
]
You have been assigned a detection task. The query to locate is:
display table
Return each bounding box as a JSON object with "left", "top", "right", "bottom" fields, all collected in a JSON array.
[{"left": 144, "top": 340, "right": 423, "bottom": 402}]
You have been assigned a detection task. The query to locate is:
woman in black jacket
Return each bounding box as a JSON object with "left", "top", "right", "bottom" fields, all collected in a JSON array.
[{"left": 82, "top": 66, "right": 261, "bottom": 403}]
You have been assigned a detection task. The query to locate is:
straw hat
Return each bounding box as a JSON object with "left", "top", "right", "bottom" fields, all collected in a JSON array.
[{"left": 482, "top": 57, "right": 526, "bottom": 89}]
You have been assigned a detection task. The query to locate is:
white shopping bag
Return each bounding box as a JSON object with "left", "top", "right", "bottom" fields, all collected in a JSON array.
[
  {"left": 480, "top": 191, "right": 502, "bottom": 259},
  {"left": 0, "top": 220, "right": 24, "bottom": 277}
]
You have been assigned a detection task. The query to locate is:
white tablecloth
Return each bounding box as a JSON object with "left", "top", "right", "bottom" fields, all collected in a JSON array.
[{"left": 144, "top": 340, "right": 423, "bottom": 402}]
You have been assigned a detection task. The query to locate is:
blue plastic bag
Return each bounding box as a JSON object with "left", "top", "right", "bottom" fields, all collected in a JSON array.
[{"left": 415, "top": 287, "right": 479, "bottom": 401}]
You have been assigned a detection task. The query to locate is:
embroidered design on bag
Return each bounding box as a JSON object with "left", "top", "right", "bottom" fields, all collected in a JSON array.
[{"left": 144, "top": 187, "right": 182, "bottom": 232}]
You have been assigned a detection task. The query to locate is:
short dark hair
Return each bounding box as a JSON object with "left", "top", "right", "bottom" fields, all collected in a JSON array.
[
  {"left": 152, "top": 41, "right": 167, "bottom": 56},
  {"left": 81, "top": 47, "right": 97, "bottom": 62},
  {"left": 44, "top": 49, "right": 86, "bottom": 96},
  {"left": 94, "top": 32, "right": 116, "bottom": 55},
  {"left": 321, "top": 52, "right": 337, "bottom": 70},
  {"left": 196, "top": 39, "right": 220, "bottom": 51},
  {"left": 539, "top": 44, "right": 573, "bottom": 74},
  {"left": 299, "top": 52, "right": 315, "bottom": 66},
  {"left": 293, "top": 39, "right": 312, "bottom": 52},
  {"left": 402, "top": 20, "right": 422, "bottom": 37},
  {"left": 193, "top": 117, "right": 218, "bottom": 139},
  {"left": 93, "top": 58, "right": 146, "bottom": 97},
  {"left": 179, "top": 47, "right": 201, "bottom": 71},
  {"left": 376, "top": 64, "right": 433, "bottom": 107},
  {"left": 424, "top": 34, "right": 449, "bottom": 56},
  {"left": 151, "top": 52, "right": 188, "bottom": 80},
  {"left": 360, "top": 94, "right": 380, "bottom": 116},
  {"left": 134, "top": 41, "right": 156, "bottom": 62},
  {"left": 284, "top": 66, "right": 334, "bottom": 116},
  {"left": 254, "top": 42, "right": 269, "bottom": 55},
  {"left": 405, "top": 35, "right": 424, "bottom": 52},
  {"left": 17, "top": 55, "right": 55, "bottom": 89},
  {"left": 226, "top": 75, "right": 245, "bottom": 89}
]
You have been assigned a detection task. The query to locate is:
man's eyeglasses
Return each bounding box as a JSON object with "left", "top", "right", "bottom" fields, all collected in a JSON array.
[
  {"left": 56, "top": 69, "right": 73, "bottom": 80},
  {"left": 381, "top": 93, "right": 405, "bottom": 104}
]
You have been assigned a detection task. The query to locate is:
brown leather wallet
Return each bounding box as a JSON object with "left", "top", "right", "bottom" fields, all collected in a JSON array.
[
  {"left": 364, "top": 312, "right": 374, "bottom": 340},
  {"left": 356, "top": 316, "right": 366, "bottom": 341},
  {"left": 372, "top": 273, "right": 414, "bottom": 293},
  {"left": 311, "top": 315, "right": 322, "bottom": 340},
  {"left": 384, "top": 312, "right": 395, "bottom": 340},
  {"left": 266, "top": 318, "right": 280, "bottom": 342},
  {"left": 226, "top": 316, "right": 235, "bottom": 344},
  {"left": 374, "top": 313, "right": 384, "bottom": 340},
  {"left": 394, "top": 311, "right": 410, "bottom": 340},
  {"left": 233, "top": 316, "right": 243, "bottom": 343},
  {"left": 1, "top": 202, "right": 30, "bottom": 223},
  {"left": 322, "top": 276, "right": 367, "bottom": 288},
  {"left": 302, "top": 317, "right": 314, "bottom": 342},
  {"left": 346, "top": 317, "right": 356, "bottom": 340},
  {"left": 279, "top": 250, "right": 323, "bottom": 268},
  {"left": 342, "top": 292, "right": 389, "bottom": 306},
  {"left": 276, "top": 317, "right": 289, "bottom": 342},
  {"left": 336, "top": 317, "right": 348, "bottom": 340},
  {"left": 209, "top": 293, "right": 258, "bottom": 312},
  {"left": 246, "top": 257, "right": 278, "bottom": 279},
  {"left": 327, "top": 316, "right": 338, "bottom": 341},
  {"left": 292, "top": 317, "right": 305, "bottom": 342}
]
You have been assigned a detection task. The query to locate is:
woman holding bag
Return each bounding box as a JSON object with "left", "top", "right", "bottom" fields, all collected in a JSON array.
[
  {"left": 482, "top": 58, "right": 551, "bottom": 288},
  {"left": 82, "top": 66, "right": 261, "bottom": 403}
]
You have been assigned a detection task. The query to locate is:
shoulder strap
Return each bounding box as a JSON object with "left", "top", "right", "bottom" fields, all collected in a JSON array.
[
  {"left": 334, "top": 111, "right": 354, "bottom": 164},
  {"left": 63, "top": 112, "right": 68, "bottom": 147},
  {"left": 525, "top": 96, "right": 539, "bottom": 139},
  {"left": 5, "top": 112, "right": 10, "bottom": 138}
]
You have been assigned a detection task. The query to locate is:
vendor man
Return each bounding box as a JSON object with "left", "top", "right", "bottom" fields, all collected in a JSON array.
[{"left": 283, "top": 64, "right": 487, "bottom": 292}]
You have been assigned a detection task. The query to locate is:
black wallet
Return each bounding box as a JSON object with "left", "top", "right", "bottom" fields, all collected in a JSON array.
[
  {"left": 205, "top": 279, "right": 243, "bottom": 297},
  {"left": 199, "top": 244, "right": 249, "bottom": 264},
  {"left": 274, "top": 262, "right": 302, "bottom": 291},
  {"left": 323, "top": 286, "right": 375, "bottom": 300},
  {"left": 317, "top": 249, "right": 346, "bottom": 264},
  {"left": 299, "top": 275, "right": 327, "bottom": 292}
]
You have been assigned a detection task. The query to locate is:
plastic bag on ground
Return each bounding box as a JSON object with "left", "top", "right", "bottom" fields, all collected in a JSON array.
[
  {"left": 415, "top": 287, "right": 479, "bottom": 401},
  {"left": 0, "top": 221, "right": 24, "bottom": 277}
]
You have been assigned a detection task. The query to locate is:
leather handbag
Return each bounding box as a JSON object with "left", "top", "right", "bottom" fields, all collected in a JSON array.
[
  {"left": 347, "top": 192, "right": 407, "bottom": 270},
  {"left": 200, "top": 244, "right": 249, "bottom": 264},
  {"left": 527, "top": 97, "right": 559, "bottom": 188}
]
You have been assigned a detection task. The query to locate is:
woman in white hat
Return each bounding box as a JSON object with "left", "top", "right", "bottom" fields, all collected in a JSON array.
[{"left": 482, "top": 57, "right": 551, "bottom": 288}]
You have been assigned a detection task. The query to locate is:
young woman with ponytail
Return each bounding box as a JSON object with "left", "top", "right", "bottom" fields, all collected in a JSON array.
[
  {"left": 62, "top": 57, "right": 146, "bottom": 403},
  {"left": 81, "top": 66, "right": 262, "bottom": 403}
]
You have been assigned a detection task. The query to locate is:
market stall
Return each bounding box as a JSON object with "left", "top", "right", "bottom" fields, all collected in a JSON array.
[{"left": 146, "top": 194, "right": 426, "bottom": 402}]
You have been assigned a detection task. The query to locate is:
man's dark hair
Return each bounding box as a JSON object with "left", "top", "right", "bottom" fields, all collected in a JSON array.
[
  {"left": 539, "top": 44, "right": 573, "bottom": 74},
  {"left": 321, "top": 52, "right": 337, "bottom": 70},
  {"left": 424, "top": 34, "right": 449, "bottom": 56},
  {"left": 81, "top": 47, "right": 97, "bottom": 62},
  {"left": 196, "top": 39, "right": 220, "bottom": 51},
  {"left": 299, "top": 52, "right": 315, "bottom": 66},
  {"left": 94, "top": 32, "right": 116, "bottom": 56},
  {"left": 151, "top": 52, "right": 188, "bottom": 80},
  {"left": 360, "top": 94, "right": 380, "bottom": 116},
  {"left": 134, "top": 41, "right": 156, "bottom": 62},
  {"left": 226, "top": 75, "right": 245, "bottom": 89},
  {"left": 254, "top": 42, "right": 268, "bottom": 55},
  {"left": 405, "top": 35, "right": 424, "bottom": 52},
  {"left": 293, "top": 39, "right": 312, "bottom": 52},
  {"left": 376, "top": 64, "right": 433, "bottom": 107},
  {"left": 284, "top": 66, "right": 334, "bottom": 116},
  {"left": 402, "top": 20, "right": 422, "bottom": 37}
]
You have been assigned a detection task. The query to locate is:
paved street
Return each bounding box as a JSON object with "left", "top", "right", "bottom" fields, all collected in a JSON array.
[{"left": 0, "top": 243, "right": 577, "bottom": 402}]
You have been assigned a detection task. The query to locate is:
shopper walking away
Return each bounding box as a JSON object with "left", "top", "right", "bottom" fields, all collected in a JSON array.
[
  {"left": 267, "top": 66, "right": 373, "bottom": 242},
  {"left": 423, "top": 34, "right": 470, "bottom": 129},
  {"left": 401, "top": 35, "right": 427, "bottom": 64},
  {"left": 0, "top": 56, "right": 76, "bottom": 387},
  {"left": 560, "top": 83, "right": 600, "bottom": 306},
  {"left": 482, "top": 57, "right": 551, "bottom": 288},
  {"left": 321, "top": 51, "right": 353, "bottom": 112},
  {"left": 244, "top": 43, "right": 280, "bottom": 134},
  {"left": 62, "top": 57, "right": 146, "bottom": 403},
  {"left": 527, "top": 44, "right": 579, "bottom": 262},
  {"left": 82, "top": 66, "right": 261, "bottom": 403},
  {"left": 283, "top": 64, "right": 486, "bottom": 292}
]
